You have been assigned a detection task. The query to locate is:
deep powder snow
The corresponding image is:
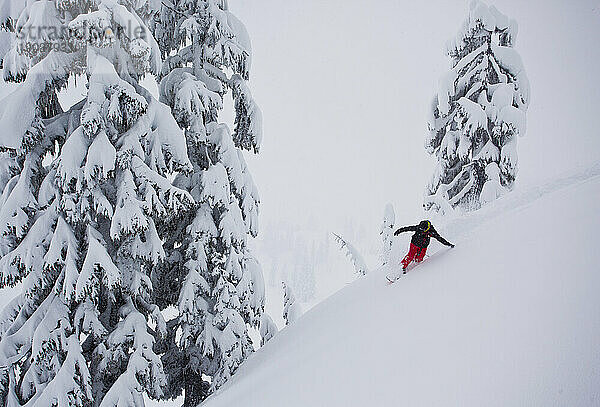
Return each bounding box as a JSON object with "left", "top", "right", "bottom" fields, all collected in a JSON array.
[{"left": 201, "top": 169, "right": 600, "bottom": 407}]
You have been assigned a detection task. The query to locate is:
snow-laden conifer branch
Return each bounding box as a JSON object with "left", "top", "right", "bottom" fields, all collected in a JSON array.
[{"left": 332, "top": 233, "right": 369, "bottom": 276}]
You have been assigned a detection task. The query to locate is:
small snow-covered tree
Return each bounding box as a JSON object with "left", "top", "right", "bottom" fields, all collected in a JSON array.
[
  {"left": 0, "top": 0, "right": 191, "bottom": 405},
  {"left": 332, "top": 232, "right": 369, "bottom": 276},
  {"left": 150, "top": 1, "right": 266, "bottom": 404},
  {"left": 380, "top": 203, "right": 395, "bottom": 265},
  {"left": 259, "top": 313, "right": 277, "bottom": 346},
  {"left": 425, "top": 0, "right": 530, "bottom": 212},
  {"left": 282, "top": 282, "right": 302, "bottom": 326}
]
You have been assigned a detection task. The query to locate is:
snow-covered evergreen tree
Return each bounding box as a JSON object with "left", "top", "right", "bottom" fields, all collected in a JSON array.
[
  {"left": 380, "top": 203, "right": 395, "bottom": 265},
  {"left": 332, "top": 233, "right": 369, "bottom": 276},
  {"left": 150, "top": 1, "right": 266, "bottom": 404},
  {"left": 425, "top": 0, "right": 530, "bottom": 212},
  {"left": 282, "top": 282, "right": 301, "bottom": 326},
  {"left": 0, "top": 0, "right": 192, "bottom": 405},
  {"left": 259, "top": 313, "right": 277, "bottom": 346}
]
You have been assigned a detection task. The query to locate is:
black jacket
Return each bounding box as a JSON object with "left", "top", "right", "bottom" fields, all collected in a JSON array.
[{"left": 394, "top": 224, "right": 453, "bottom": 249}]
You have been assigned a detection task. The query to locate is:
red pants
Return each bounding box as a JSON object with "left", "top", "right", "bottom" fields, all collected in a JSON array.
[{"left": 401, "top": 243, "right": 427, "bottom": 270}]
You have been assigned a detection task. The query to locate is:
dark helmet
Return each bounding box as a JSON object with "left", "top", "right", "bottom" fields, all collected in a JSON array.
[{"left": 418, "top": 220, "right": 431, "bottom": 232}]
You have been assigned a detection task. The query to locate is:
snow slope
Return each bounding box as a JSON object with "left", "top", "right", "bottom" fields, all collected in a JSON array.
[{"left": 202, "top": 169, "right": 600, "bottom": 407}]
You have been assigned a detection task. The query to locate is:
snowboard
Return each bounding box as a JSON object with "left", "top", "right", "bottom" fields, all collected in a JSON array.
[
  {"left": 386, "top": 269, "right": 410, "bottom": 284},
  {"left": 386, "top": 247, "right": 452, "bottom": 284},
  {"left": 386, "top": 258, "right": 427, "bottom": 283},
  {"left": 385, "top": 271, "right": 404, "bottom": 284}
]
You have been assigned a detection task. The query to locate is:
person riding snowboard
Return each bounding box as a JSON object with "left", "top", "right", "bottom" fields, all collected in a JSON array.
[{"left": 394, "top": 220, "right": 454, "bottom": 273}]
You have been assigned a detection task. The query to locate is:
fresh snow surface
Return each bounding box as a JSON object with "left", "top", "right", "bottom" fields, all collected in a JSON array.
[{"left": 202, "top": 168, "right": 600, "bottom": 407}]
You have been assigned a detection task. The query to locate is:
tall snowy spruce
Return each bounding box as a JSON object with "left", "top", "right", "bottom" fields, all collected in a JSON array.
[
  {"left": 425, "top": 0, "right": 530, "bottom": 213},
  {"left": 0, "top": 0, "right": 194, "bottom": 405},
  {"left": 150, "top": 1, "right": 267, "bottom": 405}
]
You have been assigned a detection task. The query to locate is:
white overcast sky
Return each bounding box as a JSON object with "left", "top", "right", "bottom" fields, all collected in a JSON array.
[{"left": 225, "top": 0, "right": 600, "bottom": 234}]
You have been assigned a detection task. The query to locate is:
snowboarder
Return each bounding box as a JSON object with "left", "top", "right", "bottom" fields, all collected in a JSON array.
[{"left": 394, "top": 220, "right": 454, "bottom": 273}]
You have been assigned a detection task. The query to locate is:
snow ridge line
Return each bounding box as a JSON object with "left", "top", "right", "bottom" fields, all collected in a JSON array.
[{"left": 442, "top": 162, "right": 600, "bottom": 240}]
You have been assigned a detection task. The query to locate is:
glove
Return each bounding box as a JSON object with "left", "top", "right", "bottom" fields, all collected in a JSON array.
[{"left": 450, "top": 244, "right": 455, "bottom": 248}]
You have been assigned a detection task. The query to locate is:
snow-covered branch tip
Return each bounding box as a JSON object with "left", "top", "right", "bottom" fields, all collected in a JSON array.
[{"left": 332, "top": 233, "right": 369, "bottom": 276}]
